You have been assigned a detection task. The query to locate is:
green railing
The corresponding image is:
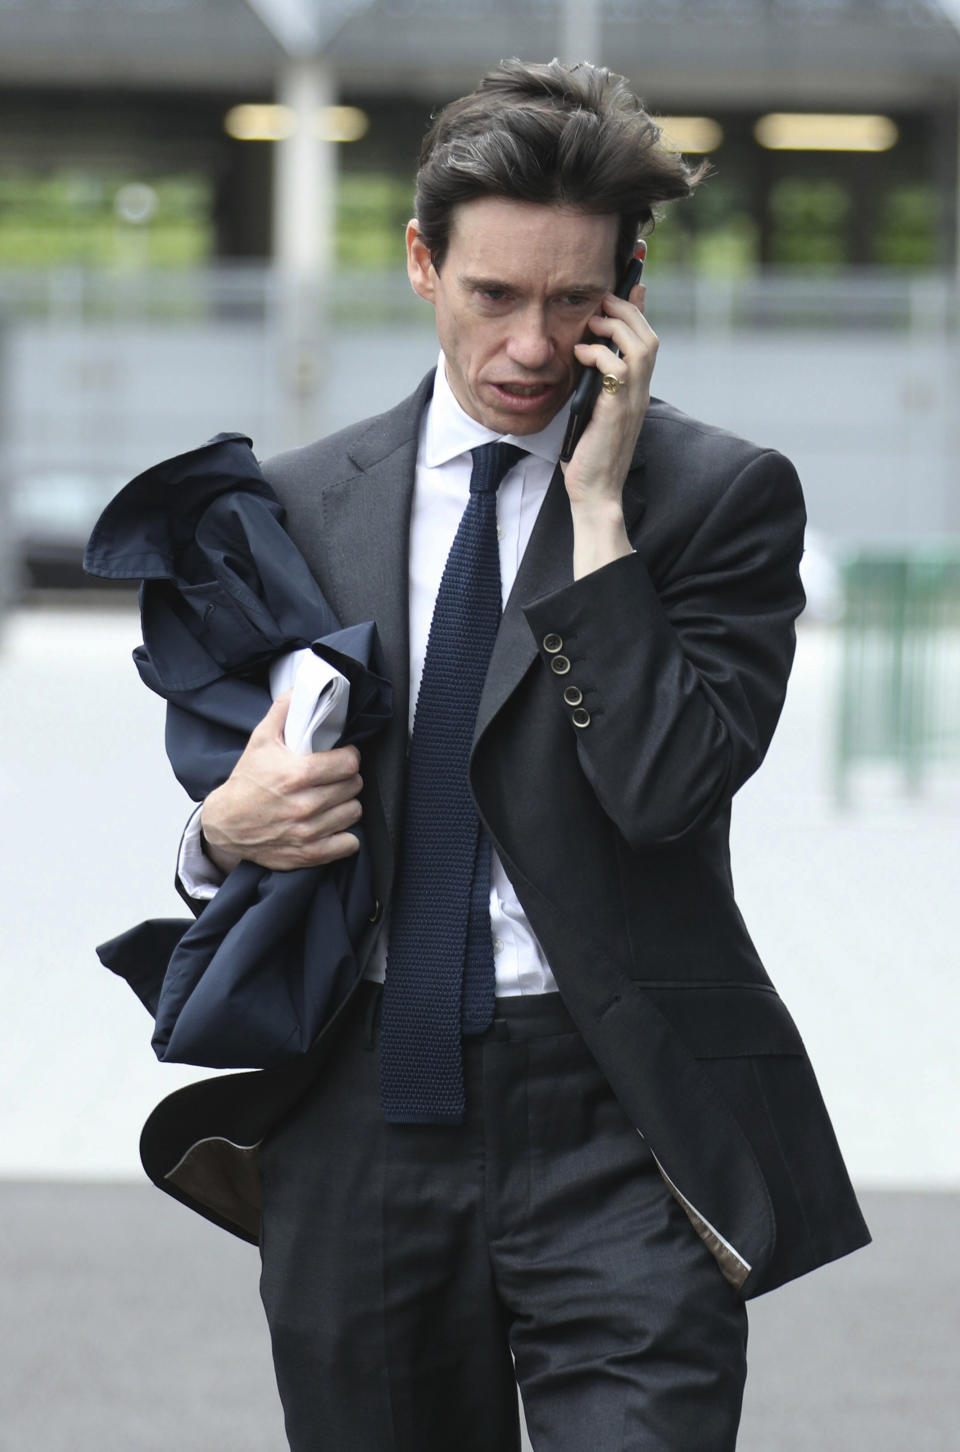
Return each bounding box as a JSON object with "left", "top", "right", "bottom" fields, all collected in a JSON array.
[{"left": 835, "top": 549, "right": 960, "bottom": 800}]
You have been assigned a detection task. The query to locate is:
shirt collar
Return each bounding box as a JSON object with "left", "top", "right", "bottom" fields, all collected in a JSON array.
[{"left": 423, "top": 352, "right": 569, "bottom": 470}]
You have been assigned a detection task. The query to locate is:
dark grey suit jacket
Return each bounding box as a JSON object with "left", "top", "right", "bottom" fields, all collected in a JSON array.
[{"left": 140, "top": 371, "right": 869, "bottom": 1299}]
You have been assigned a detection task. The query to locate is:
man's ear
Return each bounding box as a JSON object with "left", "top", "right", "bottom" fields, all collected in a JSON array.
[{"left": 406, "top": 220, "right": 437, "bottom": 304}]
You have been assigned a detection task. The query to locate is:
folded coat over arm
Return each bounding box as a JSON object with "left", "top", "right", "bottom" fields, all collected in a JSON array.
[{"left": 84, "top": 432, "right": 392, "bottom": 1068}]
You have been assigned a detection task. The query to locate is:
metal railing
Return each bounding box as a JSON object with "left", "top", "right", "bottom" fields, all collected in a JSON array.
[
  {"left": 1, "top": 264, "right": 956, "bottom": 332},
  {"left": 2, "top": 263, "right": 958, "bottom": 593},
  {"left": 835, "top": 549, "right": 960, "bottom": 800}
]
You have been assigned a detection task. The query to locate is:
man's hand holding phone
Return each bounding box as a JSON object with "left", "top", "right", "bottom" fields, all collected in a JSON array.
[{"left": 560, "top": 241, "right": 658, "bottom": 579}]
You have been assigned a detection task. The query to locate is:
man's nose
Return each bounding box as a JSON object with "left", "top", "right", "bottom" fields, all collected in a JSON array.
[{"left": 505, "top": 309, "right": 553, "bottom": 370}]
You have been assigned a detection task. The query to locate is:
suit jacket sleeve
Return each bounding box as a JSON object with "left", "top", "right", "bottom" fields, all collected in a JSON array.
[{"left": 522, "top": 445, "right": 806, "bottom": 848}]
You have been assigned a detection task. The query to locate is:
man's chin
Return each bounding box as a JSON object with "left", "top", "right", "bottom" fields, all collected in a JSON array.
[{"left": 490, "top": 413, "right": 553, "bottom": 437}]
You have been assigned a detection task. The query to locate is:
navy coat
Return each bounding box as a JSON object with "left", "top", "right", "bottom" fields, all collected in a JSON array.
[{"left": 84, "top": 432, "right": 391, "bottom": 1068}]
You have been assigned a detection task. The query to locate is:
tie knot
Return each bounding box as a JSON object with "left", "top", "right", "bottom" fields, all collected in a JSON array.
[{"left": 469, "top": 441, "right": 526, "bottom": 496}]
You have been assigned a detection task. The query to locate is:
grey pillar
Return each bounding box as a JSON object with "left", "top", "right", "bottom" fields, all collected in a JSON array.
[
  {"left": 273, "top": 57, "right": 336, "bottom": 281},
  {"left": 269, "top": 59, "right": 337, "bottom": 447},
  {"left": 561, "top": 0, "right": 601, "bottom": 65}
]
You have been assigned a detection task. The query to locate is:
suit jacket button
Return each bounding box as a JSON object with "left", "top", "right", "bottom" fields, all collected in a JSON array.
[
  {"left": 563, "top": 685, "right": 583, "bottom": 706},
  {"left": 571, "top": 707, "right": 591, "bottom": 728},
  {"left": 550, "top": 654, "right": 571, "bottom": 675},
  {"left": 368, "top": 898, "right": 382, "bottom": 925},
  {"left": 542, "top": 633, "right": 563, "bottom": 653}
]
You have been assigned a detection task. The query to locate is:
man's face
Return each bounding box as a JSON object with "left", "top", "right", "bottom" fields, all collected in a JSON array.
[{"left": 406, "top": 197, "right": 619, "bottom": 435}]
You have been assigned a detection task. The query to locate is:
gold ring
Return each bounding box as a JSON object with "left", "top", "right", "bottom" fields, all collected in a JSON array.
[{"left": 601, "top": 373, "right": 625, "bottom": 395}]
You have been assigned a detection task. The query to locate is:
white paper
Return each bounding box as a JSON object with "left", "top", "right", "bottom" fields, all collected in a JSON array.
[
  {"left": 179, "top": 646, "right": 351, "bottom": 900},
  {"left": 269, "top": 646, "right": 350, "bottom": 755}
]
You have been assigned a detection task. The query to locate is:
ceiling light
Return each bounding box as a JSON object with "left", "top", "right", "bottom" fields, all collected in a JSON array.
[
  {"left": 754, "top": 113, "right": 898, "bottom": 152},
  {"left": 225, "top": 104, "right": 296, "bottom": 142},
  {"left": 226, "top": 104, "right": 370, "bottom": 143},
  {"left": 658, "top": 117, "right": 724, "bottom": 154},
  {"left": 315, "top": 106, "right": 369, "bottom": 143}
]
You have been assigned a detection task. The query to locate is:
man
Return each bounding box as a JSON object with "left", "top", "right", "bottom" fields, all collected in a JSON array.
[{"left": 171, "top": 58, "right": 868, "bottom": 1450}]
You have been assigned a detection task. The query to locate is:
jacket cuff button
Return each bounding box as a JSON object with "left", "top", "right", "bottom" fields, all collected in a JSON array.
[
  {"left": 571, "top": 707, "right": 591, "bottom": 728},
  {"left": 542, "top": 633, "right": 563, "bottom": 653},
  {"left": 549, "top": 654, "right": 571, "bottom": 675},
  {"left": 563, "top": 685, "right": 583, "bottom": 707}
]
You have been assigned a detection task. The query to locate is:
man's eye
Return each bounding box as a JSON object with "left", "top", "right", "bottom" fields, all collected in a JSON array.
[
  {"left": 479, "top": 288, "right": 508, "bottom": 302},
  {"left": 561, "top": 294, "right": 593, "bottom": 308}
]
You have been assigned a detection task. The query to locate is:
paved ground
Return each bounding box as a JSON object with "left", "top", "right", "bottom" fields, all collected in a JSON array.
[{"left": 1, "top": 1183, "right": 957, "bottom": 1451}]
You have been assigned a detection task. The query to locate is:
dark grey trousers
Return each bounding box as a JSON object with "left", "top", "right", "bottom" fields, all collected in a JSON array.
[{"left": 258, "top": 983, "right": 748, "bottom": 1451}]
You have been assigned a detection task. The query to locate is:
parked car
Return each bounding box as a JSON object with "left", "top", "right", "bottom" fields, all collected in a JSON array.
[
  {"left": 0, "top": 468, "right": 19, "bottom": 626},
  {"left": 12, "top": 469, "right": 134, "bottom": 592}
]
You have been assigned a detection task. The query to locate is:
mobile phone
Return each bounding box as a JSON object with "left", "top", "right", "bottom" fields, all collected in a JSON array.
[{"left": 559, "top": 239, "right": 646, "bottom": 464}]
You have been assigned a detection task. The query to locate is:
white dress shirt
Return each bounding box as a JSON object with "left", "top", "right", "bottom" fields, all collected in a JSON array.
[{"left": 181, "top": 354, "right": 567, "bottom": 996}]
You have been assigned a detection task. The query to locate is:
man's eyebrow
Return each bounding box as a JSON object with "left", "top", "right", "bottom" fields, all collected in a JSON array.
[
  {"left": 459, "top": 273, "right": 608, "bottom": 295},
  {"left": 459, "top": 274, "right": 515, "bottom": 291}
]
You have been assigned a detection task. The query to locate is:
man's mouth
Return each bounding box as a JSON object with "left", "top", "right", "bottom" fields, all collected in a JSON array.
[{"left": 491, "top": 380, "right": 559, "bottom": 406}]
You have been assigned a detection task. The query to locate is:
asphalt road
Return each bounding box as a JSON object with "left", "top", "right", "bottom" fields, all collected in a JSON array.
[{"left": 2, "top": 1183, "right": 957, "bottom": 1451}]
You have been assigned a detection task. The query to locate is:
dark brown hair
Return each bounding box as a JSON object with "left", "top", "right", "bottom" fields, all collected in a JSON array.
[{"left": 415, "top": 58, "right": 706, "bottom": 275}]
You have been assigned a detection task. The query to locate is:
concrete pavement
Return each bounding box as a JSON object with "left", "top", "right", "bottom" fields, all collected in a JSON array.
[{"left": 2, "top": 1183, "right": 957, "bottom": 1451}]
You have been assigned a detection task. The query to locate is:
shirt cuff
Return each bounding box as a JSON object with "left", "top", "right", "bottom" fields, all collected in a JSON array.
[{"left": 177, "top": 803, "right": 225, "bottom": 902}]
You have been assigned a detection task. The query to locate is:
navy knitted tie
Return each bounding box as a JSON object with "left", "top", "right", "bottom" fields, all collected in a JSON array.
[{"left": 380, "top": 441, "right": 526, "bottom": 1124}]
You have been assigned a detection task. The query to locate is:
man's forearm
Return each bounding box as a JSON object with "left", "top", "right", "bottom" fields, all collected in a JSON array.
[{"left": 570, "top": 496, "right": 634, "bottom": 580}]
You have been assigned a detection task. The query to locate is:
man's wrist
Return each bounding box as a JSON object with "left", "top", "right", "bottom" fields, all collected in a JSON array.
[
  {"left": 178, "top": 804, "right": 227, "bottom": 901},
  {"left": 199, "top": 803, "right": 242, "bottom": 876},
  {"left": 570, "top": 497, "right": 633, "bottom": 579}
]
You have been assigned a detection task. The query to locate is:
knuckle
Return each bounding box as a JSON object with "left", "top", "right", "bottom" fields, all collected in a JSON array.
[
  {"left": 312, "top": 837, "right": 344, "bottom": 866},
  {"left": 329, "top": 802, "right": 359, "bottom": 832},
  {"left": 288, "top": 796, "right": 314, "bottom": 825},
  {"left": 275, "top": 762, "right": 302, "bottom": 795},
  {"left": 291, "top": 815, "right": 318, "bottom": 844},
  {"left": 311, "top": 751, "right": 347, "bottom": 784}
]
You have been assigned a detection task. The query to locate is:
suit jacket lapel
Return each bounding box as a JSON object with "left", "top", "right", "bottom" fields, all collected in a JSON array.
[
  {"left": 473, "top": 436, "right": 647, "bottom": 746},
  {"left": 312, "top": 374, "right": 434, "bottom": 845}
]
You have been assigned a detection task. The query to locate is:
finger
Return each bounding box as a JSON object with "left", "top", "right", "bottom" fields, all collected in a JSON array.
[
  {"left": 309, "top": 831, "right": 361, "bottom": 864},
  {"left": 629, "top": 281, "right": 647, "bottom": 313},
  {"left": 578, "top": 325, "right": 658, "bottom": 392},
  {"left": 296, "top": 746, "right": 362, "bottom": 784},
  {"left": 277, "top": 826, "right": 362, "bottom": 868},
  {"left": 286, "top": 789, "right": 363, "bottom": 843},
  {"left": 313, "top": 795, "right": 364, "bottom": 838},
  {"left": 288, "top": 773, "right": 364, "bottom": 818},
  {"left": 572, "top": 340, "right": 638, "bottom": 385},
  {"left": 250, "top": 690, "right": 292, "bottom": 745},
  {"left": 597, "top": 291, "right": 644, "bottom": 324},
  {"left": 587, "top": 300, "right": 654, "bottom": 353},
  {"left": 575, "top": 321, "right": 637, "bottom": 368},
  {"left": 572, "top": 338, "right": 615, "bottom": 367},
  {"left": 259, "top": 829, "right": 362, "bottom": 872}
]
